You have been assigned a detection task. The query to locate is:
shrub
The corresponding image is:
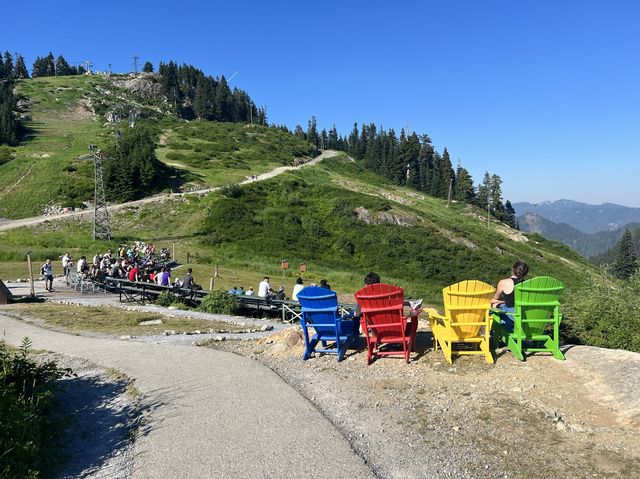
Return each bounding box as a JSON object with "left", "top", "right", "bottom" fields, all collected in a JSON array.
[
  {"left": 199, "top": 290, "right": 240, "bottom": 315},
  {"left": 563, "top": 272, "right": 640, "bottom": 352},
  {"left": 155, "top": 290, "right": 176, "bottom": 307},
  {"left": 0, "top": 338, "right": 72, "bottom": 477}
]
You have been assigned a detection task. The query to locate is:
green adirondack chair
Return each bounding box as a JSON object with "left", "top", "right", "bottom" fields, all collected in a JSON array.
[{"left": 492, "top": 276, "right": 565, "bottom": 361}]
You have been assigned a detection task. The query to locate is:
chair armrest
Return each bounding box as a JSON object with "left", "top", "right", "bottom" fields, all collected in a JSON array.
[{"left": 424, "top": 307, "right": 446, "bottom": 321}]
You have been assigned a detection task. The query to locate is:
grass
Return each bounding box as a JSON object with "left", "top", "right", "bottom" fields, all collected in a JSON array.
[
  {"left": 0, "top": 153, "right": 600, "bottom": 308},
  {"left": 1, "top": 75, "right": 315, "bottom": 219},
  {"left": 156, "top": 121, "right": 315, "bottom": 187},
  {"left": 0, "top": 76, "right": 112, "bottom": 218},
  {"left": 2, "top": 303, "right": 248, "bottom": 336}
]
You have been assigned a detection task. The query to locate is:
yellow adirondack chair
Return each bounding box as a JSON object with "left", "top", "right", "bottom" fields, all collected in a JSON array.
[{"left": 426, "top": 280, "right": 496, "bottom": 364}]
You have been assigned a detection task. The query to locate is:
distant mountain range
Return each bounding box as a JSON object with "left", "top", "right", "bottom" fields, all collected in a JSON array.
[
  {"left": 517, "top": 212, "right": 639, "bottom": 258},
  {"left": 513, "top": 200, "right": 640, "bottom": 234}
]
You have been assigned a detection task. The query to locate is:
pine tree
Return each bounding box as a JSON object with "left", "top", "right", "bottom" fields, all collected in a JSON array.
[
  {"left": 503, "top": 200, "right": 516, "bottom": 228},
  {"left": 612, "top": 229, "right": 639, "bottom": 279},
  {"left": 44, "top": 52, "right": 55, "bottom": 77},
  {"left": 55, "top": 55, "right": 72, "bottom": 76},
  {"left": 3, "top": 52, "right": 14, "bottom": 79},
  {"left": 307, "top": 116, "right": 319, "bottom": 148},
  {"left": 142, "top": 61, "right": 154, "bottom": 73},
  {"left": 0, "top": 81, "right": 19, "bottom": 145},
  {"left": 454, "top": 164, "right": 475, "bottom": 203},
  {"left": 348, "top": 123, "right": 359, "bottom": 158},
  {"left": 0, "top": 55, "right": 5, "bottom": 80},
  {"left": 14, "top": 55, "right": 29, "bottom": 78},
  {"left": 320, "top": 129, "right": 328, "bottom": 150},
  {"left": 476, "top": 172, "right": 491, "bottom": 209},
  {"left": 441, "top": 148, "right": 455, "bottom": 200},
  {"left": 214, "top": 75, "right": 232, "bottom": 121},
  {"left": 293, "top": 124, "right": 306, "bottom": 139}
]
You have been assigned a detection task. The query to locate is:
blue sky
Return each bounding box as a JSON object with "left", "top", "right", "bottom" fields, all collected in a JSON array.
[{"left": 2, "top": 1, "right": 639, "bottom": 206}]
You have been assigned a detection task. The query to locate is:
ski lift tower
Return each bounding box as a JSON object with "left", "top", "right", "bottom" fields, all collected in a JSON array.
[{"left": 89, "top": 145, "right": 111, "bottom": 241}]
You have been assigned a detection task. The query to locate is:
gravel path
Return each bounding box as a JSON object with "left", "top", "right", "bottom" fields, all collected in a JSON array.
[
  {"left": 0, "top": 150, "right": 338, "bottom": 231},
  {"left": 0, "top": 314, "right": 374, "bottom": 478}
]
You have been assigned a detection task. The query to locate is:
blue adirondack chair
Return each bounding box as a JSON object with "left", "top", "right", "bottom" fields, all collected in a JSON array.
[{"left": 297, "top": 286, "right": 359, "bottom": 362}]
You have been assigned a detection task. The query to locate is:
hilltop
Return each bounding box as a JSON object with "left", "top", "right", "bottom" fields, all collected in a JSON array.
[{"left": 0, "top": 74, "right": 315, "bottom": 219}]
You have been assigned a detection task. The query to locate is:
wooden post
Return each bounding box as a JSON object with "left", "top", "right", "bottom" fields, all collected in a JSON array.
[
  {"left": 187, "top": 252, "right": 190, "bottom": 264},
  {"left": 209, "top": 277, "right": 213, "bottom": 291},
  {"left": 172, "top": 243, "right": 175, "bottom": 261},
  {"left": 27, "top": 251, "right": 35, "bottom": 297},
  {"left": 214, "top": 264, "right": 219, "bottom": 278}
]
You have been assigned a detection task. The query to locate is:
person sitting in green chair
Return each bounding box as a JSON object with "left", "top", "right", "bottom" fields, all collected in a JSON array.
[{"left": 490, "top": 260, "right": 529, "bottom": 332}]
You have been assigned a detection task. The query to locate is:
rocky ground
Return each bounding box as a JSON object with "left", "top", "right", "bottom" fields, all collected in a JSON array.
[{"left": 207, "top": 326, "right": 640, "bottom": 479}]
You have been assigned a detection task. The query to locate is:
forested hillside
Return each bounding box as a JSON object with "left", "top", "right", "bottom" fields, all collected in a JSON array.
[{"left": 518, "top": 212, "right": 640, "bottom": 258}]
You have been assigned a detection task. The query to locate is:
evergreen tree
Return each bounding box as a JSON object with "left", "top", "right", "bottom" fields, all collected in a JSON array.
[
  {"left": 348, "top": 123, "right": 359, "bottom": 158},
  {"left": 476, "top": 172, "right": 491, "bottom": 209},
  {"left": 454, "top": 164, "right": 475, "bottom": 203},
  {"left": 142, "top": 61, "right": 154, "bottom": 73},
  {"left": 328, "top": 125, "right": 339, "bottom": 150},
  {"left": 104, "top": 126, "right": 167, "bottom": 202},
  {"left": 503, "top": 200, "right": 516, "bottom": 228},
  {"left": 418, "top": 135, "right": 434, "bottom": 193},
  {"left": 293, "top": 124, "right": 306, "bottom": 139},
  {"left": 0, "top": 55, "right": 5, "bottom": 80},
  {"left": 320, "top": 128, "right": 328, "bottom": 150},
  {"left": 307, "top": 116, "right": 319, "bottom": 148},
  {"left": 441, "top": 147, "right": 455, "bottom": 200},
  {"left": 55, "top": 55, "right": 72, "bottom": 76},
  {"left": 3, "top": 52, "right": 14, "bottom": 80},
  {"left": 0, "top": 81, "right": 19, "bottom": 145},
  {"left": 14, "top": 55, "right": 29, "bottom": 78},
  {"left": 612, "top": 229, "right": 639, "bottom": 279},
  {"left": 397, "top": 132, "right": 421, "bottom": 188},
  {"left": 214, "top": 75, "right": 232, "bottom": 121}
]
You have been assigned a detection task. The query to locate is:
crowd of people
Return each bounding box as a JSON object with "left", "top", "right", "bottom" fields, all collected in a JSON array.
[{"left": 226, "top": 275, "right": 333, "bottom": 302}]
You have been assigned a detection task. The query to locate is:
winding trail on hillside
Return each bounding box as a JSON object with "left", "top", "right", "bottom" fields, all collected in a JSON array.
[
  {"left": 0, "top": 314, "right": 374, "bottom": 478},
  {"left": 0, "top": 150, "right": 339, "bottom": 232}
]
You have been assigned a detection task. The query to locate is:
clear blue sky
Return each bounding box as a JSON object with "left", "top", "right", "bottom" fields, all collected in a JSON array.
[{"left": 2, "top": 1, "right": 639, "bottom": 206}]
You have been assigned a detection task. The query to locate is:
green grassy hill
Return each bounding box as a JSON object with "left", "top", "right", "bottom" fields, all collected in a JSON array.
[
  {"left": 0, "top": 75, "right": 315, "bottom": 219},
  {"left": 0, "top": 154, "right": 598, "bottom": 301}
]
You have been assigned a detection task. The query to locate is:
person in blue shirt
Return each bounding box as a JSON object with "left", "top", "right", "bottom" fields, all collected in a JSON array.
[{"left": 228, "top": 286, "right": 238, "bottom": 295}]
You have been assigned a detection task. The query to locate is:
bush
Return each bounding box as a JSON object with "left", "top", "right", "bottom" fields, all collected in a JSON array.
[
  {"left": 155, "top": 290, "right": 177, "bottom": 307},
  {"left": 563, "top": 272, "right": 640, "bottom": 352},
  {"left": 0, "top": 145, "right": 13, "bottom": 166},
  {"left": 0, "top": 338, "right": 72, "bottom": 478},
  {"left": 199, "top": 290, "right": 240, "bottom": 315}
]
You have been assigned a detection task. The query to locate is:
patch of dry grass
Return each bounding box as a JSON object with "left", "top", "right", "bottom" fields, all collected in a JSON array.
[{"left": 1, "top": 303, "right": 246, "bottom": 336}]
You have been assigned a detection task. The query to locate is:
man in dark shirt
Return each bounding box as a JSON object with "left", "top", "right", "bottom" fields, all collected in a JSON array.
[{"left": 182, "top": 268, "right": 194, "bottom": 289}]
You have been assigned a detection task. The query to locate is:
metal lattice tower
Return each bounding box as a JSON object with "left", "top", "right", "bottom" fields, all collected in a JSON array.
[{"left": 92, "top": 148, "right": 111, "bottom": 240}]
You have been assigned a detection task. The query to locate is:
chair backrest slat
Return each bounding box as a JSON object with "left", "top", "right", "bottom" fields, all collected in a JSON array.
[
  {"left": 515, "top": 276, "right": 564, "bottom": 335},
  {"left": 442, "top": 280, "right": 495, "bottom": 337},
  {"left": 355, "top": 283, "right": 404, "bottom": 336}
]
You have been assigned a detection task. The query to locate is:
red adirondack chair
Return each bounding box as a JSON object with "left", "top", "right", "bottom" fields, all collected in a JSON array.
[{"left": 355, "top": 283, "right": 416, "bottom": 364}]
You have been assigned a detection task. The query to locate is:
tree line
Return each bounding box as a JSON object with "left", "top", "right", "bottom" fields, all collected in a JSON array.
[
  {"left": 288, "top": 117, "right": 516, "bottom": 227},
  {"left": 157, "top": 61, "right": 265, "bottom": 124},
  {"left": 0, "top": 50, "right": 25, "bottom": 146}
]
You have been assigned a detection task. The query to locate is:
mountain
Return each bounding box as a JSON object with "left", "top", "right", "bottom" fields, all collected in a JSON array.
[
  {"left": 517, "top": 212, "right": 640, "bottom": 258},
  {"left": 513, "top": 199, "right": 640, "bottom": 234},
  {"left": 591, "top": 225, "right": 640, "bottom": 265}
]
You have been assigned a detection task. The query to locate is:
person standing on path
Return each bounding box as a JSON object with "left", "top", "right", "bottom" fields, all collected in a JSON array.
[
  {"left": 41, "top": 259, "right": 54, "bottom": 292},
  {"left": 61, "top": 252, "right": 72, "bottom": 284}
]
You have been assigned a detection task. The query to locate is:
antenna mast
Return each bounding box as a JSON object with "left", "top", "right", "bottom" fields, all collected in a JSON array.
[
  {"left": 90, "top": 145, "right": 111, "bottom": 240},
  {"left": 132, "top": 55, "right": 139, "bottom": 73}
]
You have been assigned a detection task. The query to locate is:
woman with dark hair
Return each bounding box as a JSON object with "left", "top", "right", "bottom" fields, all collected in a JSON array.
[{"left": 491, "top": 260, "right": 529, "bottom": 332}]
